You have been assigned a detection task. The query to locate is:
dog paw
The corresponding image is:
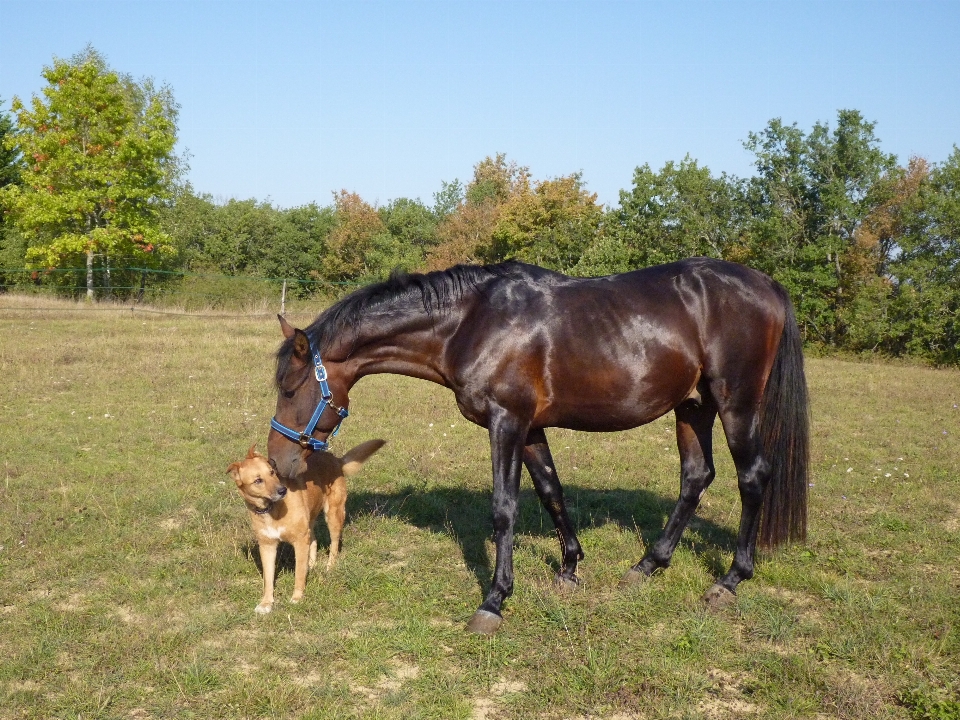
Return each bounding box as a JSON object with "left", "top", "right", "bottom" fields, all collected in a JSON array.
[
  {"left": 255, "top": 602, "right": 273, "bottom": 614},
  {"left": 290, "top": 593, "right": 303, "bottom": 604}
]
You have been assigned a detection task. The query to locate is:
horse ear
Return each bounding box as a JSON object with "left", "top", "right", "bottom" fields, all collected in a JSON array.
[
  {"left": 293, "top": 329, "right": 311, "bottom": 360},
  {"left": 278, "top": 314, "right": 297, "bottom": 340}
]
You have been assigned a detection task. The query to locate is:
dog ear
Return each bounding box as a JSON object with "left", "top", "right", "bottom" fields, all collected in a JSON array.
[
  {"left": 226, "top": 462, "right": 243, "bottom": 486},
  {"left": 278, "top": 314, "right": 297, "bottom": 340},
  {"left": 246, "top": 443, "right": 259, "bottom": 459}
]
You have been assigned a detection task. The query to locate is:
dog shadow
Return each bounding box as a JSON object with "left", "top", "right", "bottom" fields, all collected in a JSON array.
[{"left": 342, "top": 484, "right": 738, "bottom": 593}]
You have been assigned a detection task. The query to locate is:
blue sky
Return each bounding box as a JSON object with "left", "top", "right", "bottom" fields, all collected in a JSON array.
[{"left": 2, "top": 1, "right": 959, "bottom": 209}]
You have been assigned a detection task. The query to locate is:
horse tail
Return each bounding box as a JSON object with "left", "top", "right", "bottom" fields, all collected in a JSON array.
[{"left": 757, "top": 286, "right": 810, "bottom": 550}]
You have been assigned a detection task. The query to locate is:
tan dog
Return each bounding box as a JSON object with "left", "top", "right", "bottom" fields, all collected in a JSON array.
[{"left": 227, "top": 439, "right": 385, "bottom": 614}]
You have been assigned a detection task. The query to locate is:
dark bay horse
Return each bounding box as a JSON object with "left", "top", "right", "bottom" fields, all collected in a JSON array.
[{"left": 268, "top": 258, "right": 809, "bottom": 634}]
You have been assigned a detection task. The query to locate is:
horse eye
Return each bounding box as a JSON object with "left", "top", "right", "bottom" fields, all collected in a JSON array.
[{"left": 283, "top": 390, "right": 295, "bottom": 399}]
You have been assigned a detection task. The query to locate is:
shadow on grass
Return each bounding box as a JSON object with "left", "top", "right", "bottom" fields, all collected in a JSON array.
[
  {"left": 241, "top": 486, "right": 737, "bottom": 589},
  {"left": 343, "top": 484, "right": 738, "bottom": 592}
]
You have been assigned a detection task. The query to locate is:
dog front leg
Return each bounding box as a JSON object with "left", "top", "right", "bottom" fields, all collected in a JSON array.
[{"left": 257, "top": 541, "right": 278, "bottom": 614}]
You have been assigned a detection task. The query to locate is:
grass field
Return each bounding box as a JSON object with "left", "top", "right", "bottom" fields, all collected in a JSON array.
[{"left": 1, "top": 295, "right": 958, "bottom": 720}]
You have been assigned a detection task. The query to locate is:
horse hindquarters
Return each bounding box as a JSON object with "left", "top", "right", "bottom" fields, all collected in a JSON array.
[{"left": 709, "top": 290, "right": 809, "bottom": 599}]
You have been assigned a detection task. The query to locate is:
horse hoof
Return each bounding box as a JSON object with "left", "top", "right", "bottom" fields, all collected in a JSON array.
[
  {"left": 702, "top": 584, "right": 736, "bottom": 610},
  {"left": 554, "top": 573, "right": 580, "bottom": 592},
  {"left": 618, "top": 568, "right": 648, "bottom": 589},
  {"left": 465, "top": 610, "right": 503, "bottom": 635}
]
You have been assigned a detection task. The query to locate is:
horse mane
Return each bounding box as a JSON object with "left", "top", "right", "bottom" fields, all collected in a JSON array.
[{"left": 275, "top": 262, "right": 527, "bottom": 384}]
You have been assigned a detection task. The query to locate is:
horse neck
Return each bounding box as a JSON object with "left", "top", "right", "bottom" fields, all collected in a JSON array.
[{"left": 340, "top": 306, "right": 458, "bottom": 387}]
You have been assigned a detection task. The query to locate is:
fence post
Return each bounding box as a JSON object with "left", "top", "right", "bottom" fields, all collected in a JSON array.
[{"left": 280, "top": 279, "right": 287, "bottom": 316}]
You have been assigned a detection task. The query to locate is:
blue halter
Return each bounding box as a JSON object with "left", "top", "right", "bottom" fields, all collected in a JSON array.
[{"left": 270, "top": 343, "right": 348, "bottom": 452}]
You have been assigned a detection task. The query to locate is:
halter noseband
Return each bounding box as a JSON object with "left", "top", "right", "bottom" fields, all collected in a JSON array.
[{"left": 270, "top": 342, "right": 348, "bottom": 452}]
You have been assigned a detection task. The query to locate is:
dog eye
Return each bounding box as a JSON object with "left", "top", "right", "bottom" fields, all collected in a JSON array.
[{"left": 254, "top": 478, "right": 264, "bottom": 485}]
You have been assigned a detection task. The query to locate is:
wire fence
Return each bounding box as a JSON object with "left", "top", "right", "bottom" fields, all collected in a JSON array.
[{"left": 0, "top": 265, "right": 365, "bottom": 314}]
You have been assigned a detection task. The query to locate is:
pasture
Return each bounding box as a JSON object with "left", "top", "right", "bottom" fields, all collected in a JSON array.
[{"left": 0, "top": 296, "right": 958, "bottom": 719}]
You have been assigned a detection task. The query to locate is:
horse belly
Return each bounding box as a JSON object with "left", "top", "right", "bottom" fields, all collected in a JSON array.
[{"left": 535, "top": 350, "right": 700, "bottom": 432}]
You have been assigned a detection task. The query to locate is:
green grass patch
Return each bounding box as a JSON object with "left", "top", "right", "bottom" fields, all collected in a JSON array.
[{"left": 1, "top": 295, "right": 958, "bottom": 718}]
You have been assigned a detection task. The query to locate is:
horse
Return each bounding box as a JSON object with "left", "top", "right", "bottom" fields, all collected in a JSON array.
[{"left": 268, "top": 258, "right": 810, "bottom": 634}]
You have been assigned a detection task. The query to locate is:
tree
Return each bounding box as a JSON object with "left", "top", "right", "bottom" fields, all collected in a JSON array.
[
  {"left": 262, "top": 203, "right": 337, "bottom": 290},
  {"left": 432, "top": 179, "right": 464, "bottom": 220},
  {"left": 578, "top": 157, "right": 738, "bottom": 276},
  {"left": 883, "top": 148, "right": 960, "bottom": 363},
  {"left": 740, "top": 111, "right": 897, "bottom": 344},
  {"left": 0, "top": 98, "right": 20, "bottom": 192},
  {"left": 490, "top": 172, "right": 603, "bottom": 271},
  {"left": 427, "top": 154, "right": 528, "bottom": 269},
  {"left": 0, "top": 48, "right": 181, "bottom": 299},
  {"left": 365, "top": 197, "right": 439, "bottom": 277},
  {"left": 0, "top": 97, "right": 26, "bottom": 288},
  {"left": 323, "top": 190, "right": 387, "bottom": 281}
]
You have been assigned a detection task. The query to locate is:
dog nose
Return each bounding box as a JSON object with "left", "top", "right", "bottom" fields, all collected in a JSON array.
[{"left": 277, "top": 486, "right": 287, "bottom": 497}]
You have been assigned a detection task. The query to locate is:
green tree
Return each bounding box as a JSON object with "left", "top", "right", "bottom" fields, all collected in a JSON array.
[
  {"left": 0, "top": 98, "right": 20, "bottom": 192},
  {"left": 432, "top": 179, "right": 464, "bottom": 220},
  {"left": 363, "top": 197, "right": 439, "bottom": 278},
  {"left": 0, "top": 48, "right": 181, "bottom": 299},
  {"left": 885, "top": 148, "right": 960, "bottom": 363},
  {"left": 741, "top": 111, "right": 897, "bottom": 344},
  {"left": 578, "top": 157, "right": 738, "bottom": 276},
  {"left": 262, "top": 203, "right": 337, "bottom": 291},
  {"left": 0, "top": 97, "right": 26, "bottom": 289}
]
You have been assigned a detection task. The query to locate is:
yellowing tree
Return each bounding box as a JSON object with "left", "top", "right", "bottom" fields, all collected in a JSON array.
[
  {"left": 324, "top": 190, "right": 386, "bottom": 281},
  {"left": 0, "top": 48, "right": 180, "bottom": 298},
  {"left": 491, "top": 172, "right": 603, "bottom": 271},
  {"left": 427, "top": 154, "right": 528, "bottom": 269}
]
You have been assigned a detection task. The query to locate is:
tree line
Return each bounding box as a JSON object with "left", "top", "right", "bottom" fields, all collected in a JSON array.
[{"left": 1, "top": 49, "right": 958, "bottom": 364}]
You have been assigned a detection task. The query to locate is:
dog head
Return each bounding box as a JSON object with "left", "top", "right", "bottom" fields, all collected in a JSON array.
[{"left": 226, "top": 444, "right": 287, "bottom": 514}]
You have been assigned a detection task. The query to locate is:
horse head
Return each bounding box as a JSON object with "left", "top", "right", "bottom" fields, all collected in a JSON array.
[{"left": 268, "top": 315, "right": 350, "bottom": 480}]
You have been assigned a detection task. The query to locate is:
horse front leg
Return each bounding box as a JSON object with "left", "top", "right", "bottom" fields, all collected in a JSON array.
[
  {"left": 466, "top": 410, "right": 527, "bottom": 635},
  {"left": 524, "top": 428, "right": 583, "bottom": 590}
]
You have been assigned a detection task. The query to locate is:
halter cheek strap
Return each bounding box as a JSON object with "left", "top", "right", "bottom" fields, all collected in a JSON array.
[{"left": 270, "top": 344, "right": 348, "bottom": 452}]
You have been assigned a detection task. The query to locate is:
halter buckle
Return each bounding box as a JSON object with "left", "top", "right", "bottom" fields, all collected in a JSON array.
[{"left": 298, "top": 433, "right": 314, "bottom": 448}]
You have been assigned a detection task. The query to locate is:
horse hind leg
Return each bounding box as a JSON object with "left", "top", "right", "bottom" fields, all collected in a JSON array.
[
  {"left": 621, "top": 394, "right": 718, "bottom": 586},
  {"left": 523, "top": 428, "right": 584, "bottom": 590},
  {"left": 704, "top": 404, "right": 770, "bottom": 607}
]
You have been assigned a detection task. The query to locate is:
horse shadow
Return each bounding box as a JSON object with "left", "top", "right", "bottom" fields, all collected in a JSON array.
[{"left": 341, "top": 484, "right": 738, "bottom": 592}]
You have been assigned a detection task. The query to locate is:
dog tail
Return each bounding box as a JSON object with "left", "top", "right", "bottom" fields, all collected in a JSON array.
[{"left": 341, "top": 439, "right": 386, "bottom": 476}]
